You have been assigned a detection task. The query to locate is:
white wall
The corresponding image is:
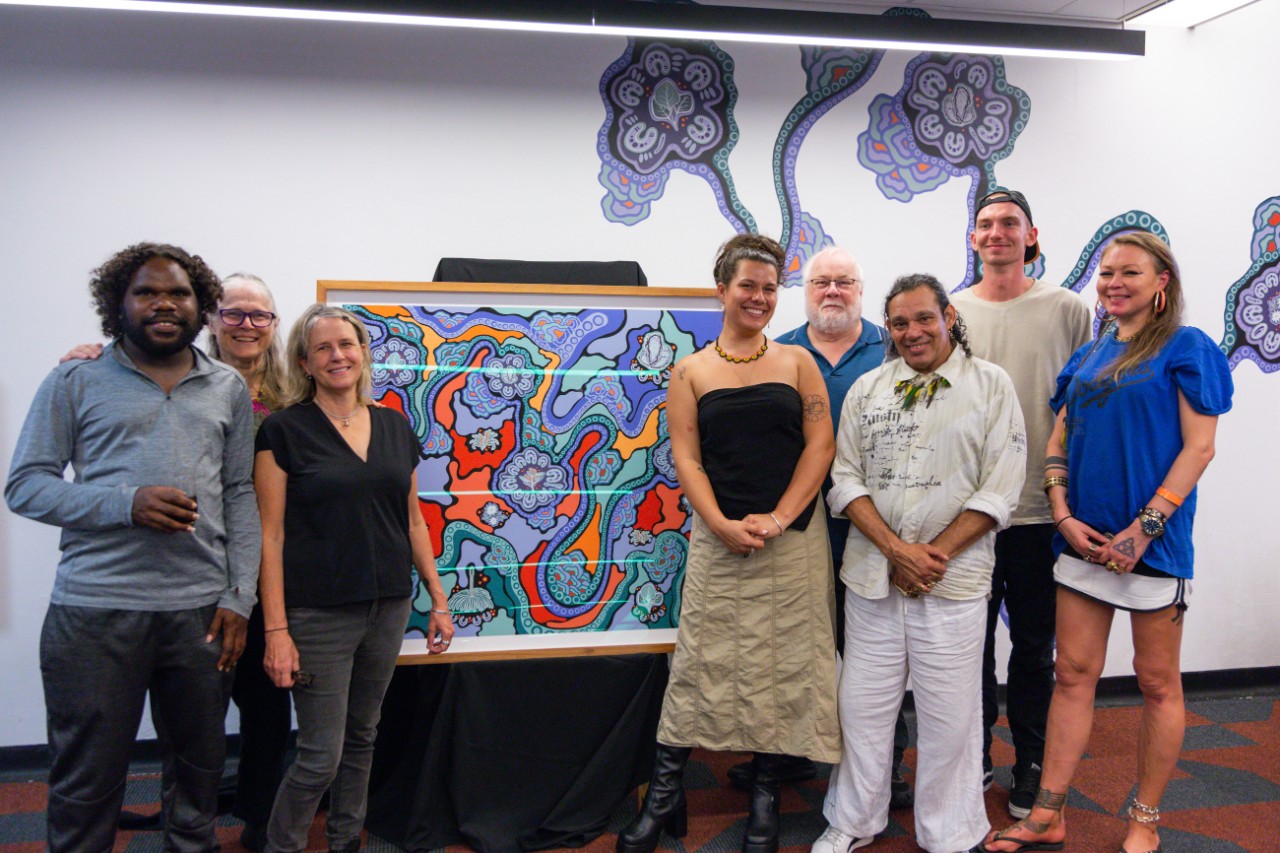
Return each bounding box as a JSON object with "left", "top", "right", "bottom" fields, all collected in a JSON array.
[{"left": 2, "top": 4, "right": 1277, "bottom": 748}]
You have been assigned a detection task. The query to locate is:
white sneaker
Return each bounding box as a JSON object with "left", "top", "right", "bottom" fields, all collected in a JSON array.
[{"left": 811, "top": 825, "right": 874, "bottom": 853}]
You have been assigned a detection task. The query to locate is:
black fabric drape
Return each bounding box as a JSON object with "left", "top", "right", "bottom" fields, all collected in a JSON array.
[
  {"left": 431, "top": 257, "right": 647, "bottom": 287},
  {"left": 366, "top": 655, "right": 668, "bottom": 852}
]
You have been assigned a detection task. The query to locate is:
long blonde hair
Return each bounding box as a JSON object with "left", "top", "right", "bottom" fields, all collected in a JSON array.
[
  {"left": 282, "top": 304, "right": 374, "bottom": 407},
  {"left": 1100, "top": 232, "right": 1183, "bottom": 382},
  {"left": 209, "top": 273, "right": 286, "bottom": 412}
]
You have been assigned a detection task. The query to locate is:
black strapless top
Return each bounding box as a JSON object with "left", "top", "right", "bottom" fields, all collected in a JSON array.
[{"left": 696, "top": 382, "right": 817, "bottom": 531}]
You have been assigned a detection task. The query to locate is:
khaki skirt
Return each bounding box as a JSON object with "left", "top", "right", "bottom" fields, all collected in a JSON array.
[{"left": 656, "top": 512, "right": 841, "bottom": 763}]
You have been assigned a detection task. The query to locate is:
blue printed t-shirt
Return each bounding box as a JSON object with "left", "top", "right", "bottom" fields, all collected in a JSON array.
[{"left": 1049, "top": 325, "right": 1232, "bottom": 578}]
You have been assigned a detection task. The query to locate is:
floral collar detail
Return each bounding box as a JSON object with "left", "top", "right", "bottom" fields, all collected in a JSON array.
[{"left": 894, "top": 375, "right": 950, "bottom": 410}]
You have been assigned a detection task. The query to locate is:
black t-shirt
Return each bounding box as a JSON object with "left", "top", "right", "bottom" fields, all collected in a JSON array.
[{"left": 256, "top": 403, "right": 422, "bottom": 607}]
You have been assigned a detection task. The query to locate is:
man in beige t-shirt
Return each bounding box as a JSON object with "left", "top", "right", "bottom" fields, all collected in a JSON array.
[{"left": 951, "top": 189, "right": 1092, "bottom": 821}]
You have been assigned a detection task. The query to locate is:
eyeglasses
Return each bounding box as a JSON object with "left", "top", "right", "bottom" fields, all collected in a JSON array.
[
  {"left": 808, "top": 278, "right": 859, "bottom": 291},
  {"left": 218, "top": 308, "right": 277, "bottom": 328}
]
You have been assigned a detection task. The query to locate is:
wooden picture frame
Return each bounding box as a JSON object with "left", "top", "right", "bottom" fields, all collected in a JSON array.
[{"left": 318, "top": 281, "right": 720, "bottom": 663}]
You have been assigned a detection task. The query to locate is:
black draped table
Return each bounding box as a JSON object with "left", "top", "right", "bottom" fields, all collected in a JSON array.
[{"left": 366, "top": 654, "right": 668, "bottom": 852}]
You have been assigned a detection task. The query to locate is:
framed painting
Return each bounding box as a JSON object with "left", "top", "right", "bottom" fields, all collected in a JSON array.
[{"left": 318, "top": 281, "right": 721, "bottom": 662}]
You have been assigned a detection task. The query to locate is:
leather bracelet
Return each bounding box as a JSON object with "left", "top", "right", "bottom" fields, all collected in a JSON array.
[
  {"left": 1053, "top": 514, "right": 1073, "bottom": 529},
  {"left": 264, "top": 626, "right": 289, "bottom": 633}
]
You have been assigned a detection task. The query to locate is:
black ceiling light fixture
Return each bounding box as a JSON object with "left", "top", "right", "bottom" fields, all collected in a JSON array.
[{"left": 2, "top": 0, "right": 1146, "bottom": 59}]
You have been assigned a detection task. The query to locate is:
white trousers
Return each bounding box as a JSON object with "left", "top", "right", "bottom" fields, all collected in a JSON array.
[{"left": 823, "top": 590, "right": 990, "bottom": 853}]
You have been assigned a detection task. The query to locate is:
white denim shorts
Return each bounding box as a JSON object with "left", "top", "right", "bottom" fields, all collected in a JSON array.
[{"left": 1054, "top": 553, "right": 1190, "bottom": 613}]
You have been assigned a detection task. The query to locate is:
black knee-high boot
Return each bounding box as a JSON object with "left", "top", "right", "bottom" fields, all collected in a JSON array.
[
  {"left": 742, "top": 752, "right": 784, "bottom": 853},
  {"left": 616, "top": 744, "right": 691, "bottom": 853}
]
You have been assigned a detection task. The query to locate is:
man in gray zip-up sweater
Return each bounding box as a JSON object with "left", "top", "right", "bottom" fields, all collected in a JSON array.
[{"left": 5, "top": 242, "right": 260, "bottom": 853}]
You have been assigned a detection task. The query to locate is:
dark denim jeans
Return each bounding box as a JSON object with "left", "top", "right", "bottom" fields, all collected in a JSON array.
[
  {"left": 231, "top": 602, "right": 293, "bottom": 828},
  {"left": 981, "top": 523, "right": 1057, "bottom": 769},
  {"left": 40, "top": 603, "right": 231, "bottom": 853},
  {"left": 266, "top": 597, "right": 410, "bottom": 853}
]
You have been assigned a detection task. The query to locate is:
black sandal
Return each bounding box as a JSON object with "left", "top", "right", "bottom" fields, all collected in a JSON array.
[{"left": 971, "top": 788, "right": 1066, "bottom": 852}]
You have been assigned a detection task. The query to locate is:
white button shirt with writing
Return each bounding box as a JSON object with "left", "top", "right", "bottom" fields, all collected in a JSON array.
[{"left": 827, "top": 345, "right": 1027, "bottom": 601}]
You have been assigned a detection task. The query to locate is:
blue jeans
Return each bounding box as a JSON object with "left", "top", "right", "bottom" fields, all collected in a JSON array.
[
  {"left": 40, "top": 603, "right": 231, "bottom": 853},
  {"left": 266, "top": 597, "right": 410, "bottom": 853},
  {"left": 982, "top": 524, "right": 1057, "bottom": 769}
]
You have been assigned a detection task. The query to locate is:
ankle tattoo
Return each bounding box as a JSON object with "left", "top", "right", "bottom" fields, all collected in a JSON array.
[
  {"left": 1034, "top": 788, "right": 1067, "bottom": 811},
  {"left": 1127, "top": 799, "right": 1160, "bottom": 825}
]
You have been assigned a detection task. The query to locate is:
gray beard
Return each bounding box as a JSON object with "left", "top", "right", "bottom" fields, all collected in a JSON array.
[{"left": 807, "top": 307, "right": 857, "bottom": 336}]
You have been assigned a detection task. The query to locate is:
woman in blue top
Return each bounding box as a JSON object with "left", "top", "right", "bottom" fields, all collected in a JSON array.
[{"left": 978, "top": 233, "right": 1231, "bottom": 853}]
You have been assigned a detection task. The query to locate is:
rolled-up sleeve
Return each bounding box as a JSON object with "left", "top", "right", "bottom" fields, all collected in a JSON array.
[
  {"left": 961, "top": 369, "right": 1027, "bottom": 531},
  {"left": 827, "top": 382, "right": 870, "bottom": 517}
]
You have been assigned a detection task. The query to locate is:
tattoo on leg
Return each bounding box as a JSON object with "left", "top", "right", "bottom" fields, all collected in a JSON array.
[
  {"left": 1034, "top": 788, "right": 1067, "bottom": 811},
  {"left": 802, "top": 395, "right": 827, "bottom": 422},
  {"left": 1114, "top": 537, "right": 1136, "bottom": 558}
]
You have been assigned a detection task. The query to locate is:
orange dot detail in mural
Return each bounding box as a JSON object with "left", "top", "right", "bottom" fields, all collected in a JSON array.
[
  {"left": 1269, "top": 211, "right": 1280, "bottom": 226},
  {"left": 917, "top": 163, "right": 930, "bottom": 172},
  {"left": 1270, "top": 239, "right": 1277, "bottom": 253}
]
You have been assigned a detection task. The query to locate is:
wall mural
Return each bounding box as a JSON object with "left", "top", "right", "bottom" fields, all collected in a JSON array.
[
  {"left": 353, "top": 302, "right": 721, "bottom": 640},
  {"left": 595, "top": 10, "right": 1274, "bottom": 374},
  {"left": 1221, "top": 195, "right": 1280, "bottom": 373}
]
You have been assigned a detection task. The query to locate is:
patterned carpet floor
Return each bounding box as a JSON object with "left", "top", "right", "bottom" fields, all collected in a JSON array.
[{"left": 1, "top": 692, "right": 1275, "bottom": 852}]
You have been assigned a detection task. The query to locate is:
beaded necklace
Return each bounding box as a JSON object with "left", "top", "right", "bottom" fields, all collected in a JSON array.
[{"left": 713, "top": 336, "right": 768, "bottom": 364}]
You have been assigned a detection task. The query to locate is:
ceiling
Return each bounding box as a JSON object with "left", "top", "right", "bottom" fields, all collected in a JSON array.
[{"left": 716, "top": 1, "right": 1158, "bottom": 27}]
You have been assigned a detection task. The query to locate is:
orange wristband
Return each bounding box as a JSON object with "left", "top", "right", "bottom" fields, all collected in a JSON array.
[{"left": 1156, "top": 486, "right": 1184, "bottom": 507}]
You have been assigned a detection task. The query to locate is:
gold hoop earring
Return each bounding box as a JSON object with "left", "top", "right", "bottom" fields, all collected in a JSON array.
[{"left": 1154, "top": 290, "right": 1167, "bottom": 315}]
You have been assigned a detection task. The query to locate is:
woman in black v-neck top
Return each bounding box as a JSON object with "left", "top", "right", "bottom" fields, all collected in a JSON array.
[{"left": 254, "top": 304, "right": 453, "bottom": 853}]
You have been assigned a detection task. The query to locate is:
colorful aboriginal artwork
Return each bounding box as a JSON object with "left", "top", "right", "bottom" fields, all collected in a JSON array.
[
  {"left": 351, "top": 302, "right": 721, "bottom": 641},
  {"left": 1221, "top": 195, "right": 1280, "bottom": 372}
]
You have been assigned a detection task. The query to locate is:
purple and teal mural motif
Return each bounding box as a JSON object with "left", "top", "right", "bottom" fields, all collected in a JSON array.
[
  {"left": 860, "top": 51, "right": 1031, "bottom": 287},
  {"left": 1060, "top": 211, "right": 1172, "bottom": 335},
  {"left": 595, "top": 13, "right": 1033, "bottom": 291},
  {"left": 597, "top": 40, "right": 754, "bottom": 231},
  {"left": 352, "top": 302, "right": 722, "bottom": 641},
  {"left": 1221, "top": 195, "right": 1280, "bottom": 372},
  {"left": 769, "top": 45, "right": 883, "bottom": 284}
]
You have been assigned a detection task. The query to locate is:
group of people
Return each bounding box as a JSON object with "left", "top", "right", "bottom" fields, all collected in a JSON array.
[
  {"left": 621, "top": 189, "right": 1232, "bottom": 853},
  {"left": 6, "top": 243, "right": 453, "bottom": 853},
  {"left": 5, "top": 185, "right": 1232, "bottom": 853}
]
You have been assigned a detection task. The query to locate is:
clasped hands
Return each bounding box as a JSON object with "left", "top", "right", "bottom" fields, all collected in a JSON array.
[
  {"left": 888, "top": 541, "right": 949, "bottom": 597},
  {"left": 1057, "top": 516, "right": 1149, "bottom": 574},
  {"left": 716, "top": 513, "right": 785, "bottom": 556}
]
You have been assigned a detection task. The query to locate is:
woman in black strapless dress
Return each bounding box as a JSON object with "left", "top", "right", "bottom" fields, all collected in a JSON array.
[{"left": 618, "top": 234, "right": 838, "bottom": 853}]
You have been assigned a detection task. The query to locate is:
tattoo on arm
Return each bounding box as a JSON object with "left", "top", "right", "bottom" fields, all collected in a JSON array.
[
  {"left": 802, "top": 395, "right": 828, "bottom": 423},
  {"left": 677, "top": 365, "right": 686, "bottom": 380},
  {"left": 1114, "top": 537, "right": 1136, "bottom": 558},
  {"left": 695, "top": 465, "right": 705, "bottom": 474},
  {"left": 1045, "top": 455, "right": 1068, "bottom": 471}
]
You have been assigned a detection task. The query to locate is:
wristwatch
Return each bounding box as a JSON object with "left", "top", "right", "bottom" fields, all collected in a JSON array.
[{"left": 1138, "top": 507, "right": 1167, "bottom": 538}]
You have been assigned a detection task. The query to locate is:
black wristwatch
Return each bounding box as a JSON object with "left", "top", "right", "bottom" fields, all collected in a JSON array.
[{"left": 1138, "top": 507, "right": 1167, "bottom": 538}]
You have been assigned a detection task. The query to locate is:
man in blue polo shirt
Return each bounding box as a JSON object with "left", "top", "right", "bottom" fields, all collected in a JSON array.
[{"left": 728, "top": 246, "right": 910, "bottom": 808}]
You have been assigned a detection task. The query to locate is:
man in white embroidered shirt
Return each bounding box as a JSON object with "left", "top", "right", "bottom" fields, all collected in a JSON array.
[{"left": 811, "top": 274, "right": 1027, "bottom": 853}]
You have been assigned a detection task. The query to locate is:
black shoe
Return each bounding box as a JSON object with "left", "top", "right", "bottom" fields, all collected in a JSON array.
[
  {"left": 617, "top": 744, "right": 691, "bottom": 853},
  {"left": 889, "top": 767, "right": 914, "bottom": 810},
  {"left": 726, "top": 754, "right": 818, "bottom": 791},
  {"left": 741, "top": 753, "right": 785, "bottom": 853},
  {"left": 1007, "top": 762, "right": 1042, "bottom": 819},
  {"left": 240, "top": 823, "right": 267, "bottom": 852}
]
